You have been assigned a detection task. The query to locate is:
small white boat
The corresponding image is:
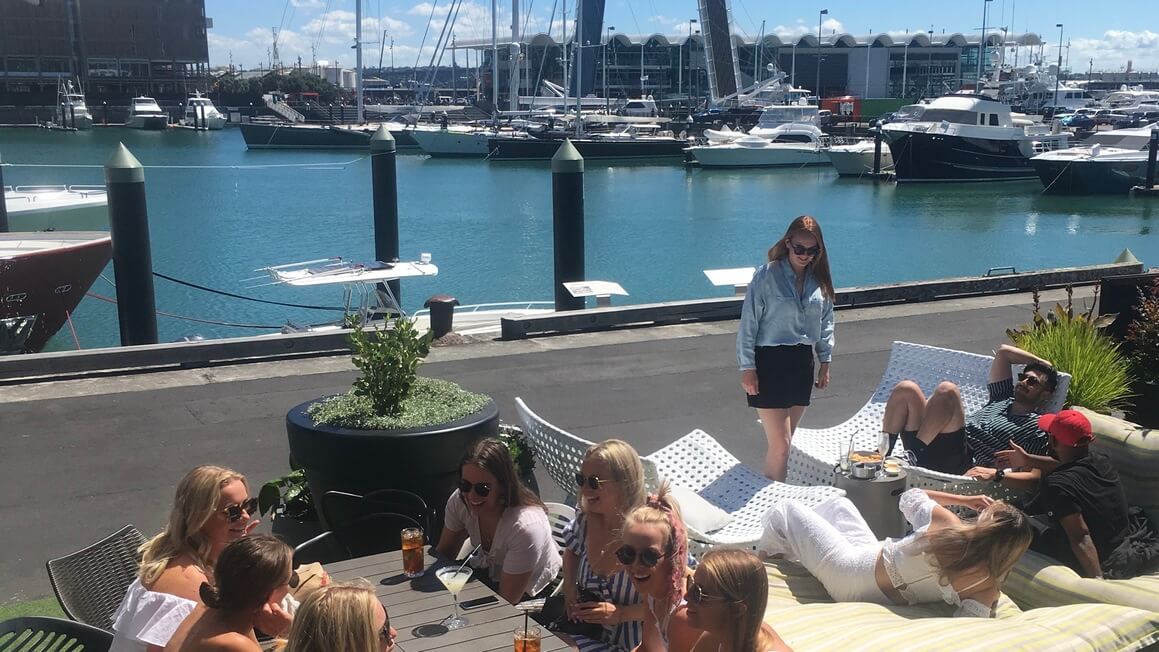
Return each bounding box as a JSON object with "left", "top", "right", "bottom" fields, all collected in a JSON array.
[
  {"left": 826, "top": 139, "right": 895, "bottom": 176},
  {"left": 687, "top": 130, "right": 830, "bottom": 168},
  {"left": 125, "top": 97, "right": 169, "bottom": 130},
  {"left": 183, "top": 92, "right": 226, "bottom": 130},
  {"left": 55, "top": 80, "right": 94, "bottom": 130},
  {"left": 2, "top": 185, "right": 107, "bottom": 231},
  {"left": 410, "top": 124, "right": 534, "bottom": 157}
]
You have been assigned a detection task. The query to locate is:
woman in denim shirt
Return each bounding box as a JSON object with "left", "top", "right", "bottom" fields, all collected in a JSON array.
[{"left": 737, "top": 215, "right": 835, "bottom": 481}]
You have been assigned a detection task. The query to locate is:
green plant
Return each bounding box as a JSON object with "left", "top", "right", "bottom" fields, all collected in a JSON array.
[
  {"left": 1006, "top": 287, "right": 1133, "bottom": 413},
  {"left": 258, "top": 463, "right": 316, "bottom": 521},
  {"left": 1124, "top": 279, "right": 1159, "bottom": 387},
  {"left": 500, "top": 423, "right": 536, "bottom": 477},
  {"left": 348, "top": 315, "right": 434, "bottom": 417}
]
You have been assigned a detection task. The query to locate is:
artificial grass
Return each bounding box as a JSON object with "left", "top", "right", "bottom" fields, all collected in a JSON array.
[
  {"left": 307, "top": 377, "right": 489, "bottom": 430},
  {"left": 0, "top": 596, "right": 65, "bottom": 621}
]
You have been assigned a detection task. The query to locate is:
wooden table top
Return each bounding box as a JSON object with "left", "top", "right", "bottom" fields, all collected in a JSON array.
[{"left": 326, "top": 547, "right": 568, "bottom": 652}]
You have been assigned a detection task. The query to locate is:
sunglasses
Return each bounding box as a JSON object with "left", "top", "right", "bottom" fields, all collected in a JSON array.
[
  {"left": 575, "top": 473, "right": 613, "bottom": 491},
  {"left": 287, "top": 570, "right": 301, "bottom": 589},
  {"left": 221, "top": 497, "right": 259, "bottom": 522},
  {"left": 1017, "top": 373, "right": 1043, "bottom": 388},
  {"left": 615, "top": 544, "right": 667, "bottom": 568},
  {"left": 788, "top": 241, "right": 821, "bottom": 257},
  {"left": 685, "top": 577, "right": 726, "bottom": 605},
  {"left": 380, "top": 607, "right": 395, "bottom": 645},
  {"left": 458, "top": 480, "right": 492, "bottom": 498}
]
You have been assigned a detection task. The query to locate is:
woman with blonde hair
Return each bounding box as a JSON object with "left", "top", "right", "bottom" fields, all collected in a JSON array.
[
  {"left": 617, "top": 485, "right": 700, "bottom": 652},
  {"left": 684, "top": 549, "right": 790, "bottom": 652},
  {"left": 560, "top": 439, "right": 649, "bottom": 651},
  {"left": 282, "top": 581, "right": 396, "bottom": 652},
  {"left": 759, "top": 489, "right": 1032, "bottom": 617},
  {"left": 164, "top": 535, "right": 295, "bottom": 652},
  {"left": 112, "top": 465, "right": 286, "bottom": 652},
  {"left": 737, "top": 215, "right": 836, "bottom": 481}
]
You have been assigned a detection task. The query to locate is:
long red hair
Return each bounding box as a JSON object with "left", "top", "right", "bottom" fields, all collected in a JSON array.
[{"left": 767, "top": 215, "right": 835, "bottom": 300}]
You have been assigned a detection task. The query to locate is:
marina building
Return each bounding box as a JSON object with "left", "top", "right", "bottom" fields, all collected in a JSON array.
[
  {"left": 459, "top": 31, "right": 1045, "bottom": 106},
  {"left": 0, "top": 0, "right": 210, "bottom": 104}
]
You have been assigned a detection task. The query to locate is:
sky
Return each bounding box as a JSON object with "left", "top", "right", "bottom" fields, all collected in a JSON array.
[{"left": 203, "top": 0, "right": 1159, "bottom": 73}]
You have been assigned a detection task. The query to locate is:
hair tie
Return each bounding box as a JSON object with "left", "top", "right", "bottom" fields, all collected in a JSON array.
[{"left": 646, "top": 493, "right": 664, "bottom": 509}]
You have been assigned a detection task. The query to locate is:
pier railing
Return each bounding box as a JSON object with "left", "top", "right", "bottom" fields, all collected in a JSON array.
[{"left": 264, "top": 96, "right": 305, "bottom": 123}]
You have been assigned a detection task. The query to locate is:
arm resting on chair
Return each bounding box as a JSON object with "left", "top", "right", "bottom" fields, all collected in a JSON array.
[
  {"left": 1060, "top": 513, "right": 1104, "bottom": 579},
  {"left": 990, "top": 344, "right": 1052, "bottom": 383}
]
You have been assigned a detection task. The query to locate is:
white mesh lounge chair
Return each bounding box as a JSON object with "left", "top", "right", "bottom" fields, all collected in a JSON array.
[
  {"left": 515, "top": 398, "right": 597, "bottom": 502},
  {"left": 786, "top": 341, "right": 1069, "bottom": 499},
  {"left": 643, "top": 429, "right": 844, "bottom": 554}
]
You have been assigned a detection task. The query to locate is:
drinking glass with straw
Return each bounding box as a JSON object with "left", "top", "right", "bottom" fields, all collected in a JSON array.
[{"left": 435, "top": 545, "right": 479, "bottom": 630}]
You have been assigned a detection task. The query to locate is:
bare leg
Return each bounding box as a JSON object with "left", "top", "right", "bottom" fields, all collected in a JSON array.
[
  {"left": 881, "top": 380, "right": 927, "bottom": 434},
  {"left": 916, "top": 382, "right": 967, "bottom": 444},
  {"left": 757, "top": 407, "right": 793, "bottom": 482}
]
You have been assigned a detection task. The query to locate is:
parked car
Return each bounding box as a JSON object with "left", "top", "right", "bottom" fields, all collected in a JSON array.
[
  {"left": 1060, "top": 113, "right": 1097, "bottom": 130},
  {"left": 1112, "top": 110, "right": 1159, "bottom": 129}
]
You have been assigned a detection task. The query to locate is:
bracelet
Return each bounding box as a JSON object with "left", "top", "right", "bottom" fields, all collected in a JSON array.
[{"left": 993, "top": 468, "right": 1006, "bottom": 483}]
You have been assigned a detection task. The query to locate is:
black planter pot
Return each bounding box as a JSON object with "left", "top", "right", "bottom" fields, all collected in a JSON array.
[
  {"left": 286, "top": 398, "right": 500, "bottom": 542},
  {"left": 1125, "top": 381, "right": 1159, "bottom": 428}
]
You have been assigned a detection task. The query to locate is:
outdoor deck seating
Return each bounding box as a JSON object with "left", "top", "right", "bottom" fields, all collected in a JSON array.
[
  {"left": 0, "top": 616, "right": 113, "bottom": 652},
  {"left": 786, "top": 341, "right": 1070, "bottom": 499},
  {"left": 515, "top": 398, "right": 843, "bottom": 553},
  {"left": 45, "top": 524, "right": 145, "bottom": 632}
]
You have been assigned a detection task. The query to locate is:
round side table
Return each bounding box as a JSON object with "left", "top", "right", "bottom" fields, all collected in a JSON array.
[{"left": 833, "top": 468, "right": 909, "bottom": 540}]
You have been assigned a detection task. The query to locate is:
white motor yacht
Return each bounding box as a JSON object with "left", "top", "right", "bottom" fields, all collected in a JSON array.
[
  {"left": 125, "top": 97, "right": 169, "bottom": 130},
  {"left": 686, "top": 129, "right": 829, "bottom": 168},
  {"left": 825, "top": 139, "right": 895, "bottom": 176},
  {"left": 183, "top": 92, "right": 226, "bottom": 129},
  {"left": 3, "top": 185, "right": 108, "bottom": 231},
  {"left": 1031, "top": 124, "right": 1159, "bottom": 194},
  {"left": 55, "top": 80, "right": 94, "bottom": 130}
]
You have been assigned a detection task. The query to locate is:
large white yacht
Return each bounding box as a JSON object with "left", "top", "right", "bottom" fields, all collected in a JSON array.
[
  {"left": 125, "top": 96, "right": 169, "bottom": 130},
  {"left": 1102, "top": 86, "right": 1159, "bottom": 112},
  {"left": 686, "top": 129, "right": 829, "bottom": 168},
  {"left": 183, "top": 92, "right": 226, "bottom": 129},
  {"left": 881, "top": 95, "right": 1068, "bottom": 182}
]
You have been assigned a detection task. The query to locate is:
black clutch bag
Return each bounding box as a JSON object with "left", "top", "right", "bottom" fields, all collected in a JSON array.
[{"left": 539, "top": 588, "right": 607, "bottom": 640}]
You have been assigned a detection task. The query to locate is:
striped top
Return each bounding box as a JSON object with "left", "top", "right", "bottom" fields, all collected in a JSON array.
[
  {"left": 562, "top": 510, "right": 643, "bottom": 652},
  {"left": 965, "top": 378, "right": 1049, "bottom": 467}
]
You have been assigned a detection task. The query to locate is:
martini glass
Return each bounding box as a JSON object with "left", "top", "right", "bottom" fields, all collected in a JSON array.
[{"left": 435, "top": 565, "right": 474, "bottom": 629}]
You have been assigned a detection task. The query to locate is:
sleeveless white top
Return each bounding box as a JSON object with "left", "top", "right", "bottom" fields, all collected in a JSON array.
[{"left": 109, "top": 578, "right": 197, "bottom": 652}]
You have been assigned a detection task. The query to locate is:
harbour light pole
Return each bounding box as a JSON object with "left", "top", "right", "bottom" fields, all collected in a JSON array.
[
  {"left": 977, "top": 0, "right": 992, "bottom": 92},
  {"left": 605, "top": 26, "right": 614, "bottom": 111},
  {"left": 902, "top": 39, "right": 909, "bottom": 98},
  {"left": 791, "top": 43, "right": 797, "bottom": 87},
  {"left": 687, "top": 18, "right": 697, "bottom": 113},
  {"left": 1053, "top": 23, "right": 1064, "bottom": 107},
  {"left": 816, "top": 9, "right": 827, "bottom": 99}
]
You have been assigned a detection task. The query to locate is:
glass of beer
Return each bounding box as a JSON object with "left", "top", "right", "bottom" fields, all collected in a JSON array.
[
  {"left": 514, "top": 625, "right": 542, "bottom": 652},
  {"left": 401, "top": 527, "right": 424, "bottom": 578}
]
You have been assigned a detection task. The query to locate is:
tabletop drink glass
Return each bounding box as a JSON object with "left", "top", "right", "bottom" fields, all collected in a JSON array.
[
  {"left": 435, "top": 565, "right": 473, "bottom": 629},
  {"left": 401, "top": 528, "right": 424, "bottom": 578},
  {"left": 514, "top": 625, "right": 542, "bottom": 652}
]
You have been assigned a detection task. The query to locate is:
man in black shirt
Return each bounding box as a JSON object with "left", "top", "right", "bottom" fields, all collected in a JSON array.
[{"left": 1002, "top": 410, "right": 1130, "bottom": 578}]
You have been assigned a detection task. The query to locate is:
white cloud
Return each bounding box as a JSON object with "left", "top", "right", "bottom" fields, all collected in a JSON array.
[
  {"left": 772, "top": 17, "right": 846, "bottom": 40},
  {"left": 1069, "top": 29, "right": 1159, "bottom": 70},
  {"left": 289, "top": 0, "right": 325, "bottom": 8}
]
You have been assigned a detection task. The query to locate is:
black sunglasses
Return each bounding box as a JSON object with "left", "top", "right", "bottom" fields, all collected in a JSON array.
[
  {"left": 287, "top": 570, "right": 300, "bottom": 589},
  {"left": 575, "top": 473, "right": 612, "bottom": 491},
  {"left": 380, "top": 606, "right": 395, "bottom": 645},
  {"left": 221, "top": 497, "right": 259, "bottom": 522},
  {"left": 685, "top": 577, "right": 726, "bottom": 605},
  {"left": 1017, "top": 372, "right": 1042, "bottom": 387},
  {"left": 788, "top": 241, "right": 821, "bottom": 257},
  {"left": 458, "top": 480, "right": 492, "bottom": 498},
  {"left": 615, "top": 544, "right": 666, "bottom": 568}
]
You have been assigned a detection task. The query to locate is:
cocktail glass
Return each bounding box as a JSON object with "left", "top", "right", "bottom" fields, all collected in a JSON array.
[{"left": 435, "top": 566, "right": 473, "bottom": 629}]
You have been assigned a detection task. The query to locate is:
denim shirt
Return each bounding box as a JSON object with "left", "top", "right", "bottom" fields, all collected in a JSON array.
[{"left": 736, "top": 259, "right": 835, "bottom": 370}]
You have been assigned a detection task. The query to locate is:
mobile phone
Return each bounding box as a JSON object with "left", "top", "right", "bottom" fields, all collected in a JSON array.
[
  {"left": 460, "top": 595, "right": 500, "bottom": 610},
  {"left": 576, "top": 586, "right": 603, "bottom": 604}
]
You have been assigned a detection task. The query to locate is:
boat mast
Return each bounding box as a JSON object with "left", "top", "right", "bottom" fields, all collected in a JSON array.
[
  {"left": 491, "top": 0, "right": 500, "bottom": 124},
  {"left": 356, "top": 0, "right": 364, "bottom": 123},
  {"left": 509, "top": 0, "right": 520, "bottom": 112},
  {"left": 574, "top": 0, "right": 582, "bottom": 137}
]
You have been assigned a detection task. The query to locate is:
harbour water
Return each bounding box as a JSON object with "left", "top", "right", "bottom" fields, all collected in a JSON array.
[{"left": 2, "top": 127, "right": 1156, "bottom": 351}]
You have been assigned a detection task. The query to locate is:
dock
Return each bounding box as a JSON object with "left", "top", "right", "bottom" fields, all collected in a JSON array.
[{"left": 0, "top": 286, "right": 1098, "bottom": 603}]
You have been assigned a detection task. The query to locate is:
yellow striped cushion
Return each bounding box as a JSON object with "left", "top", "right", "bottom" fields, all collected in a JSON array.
[
  {"left": 1075, "top": 406, "right": 1159, "bottom": 521},
  {"left": 1006, "top": 549, "right": 1159, "bottom": 613},
  {"left": 763, "top": 561, "right": 1159, "bottom": 652}
]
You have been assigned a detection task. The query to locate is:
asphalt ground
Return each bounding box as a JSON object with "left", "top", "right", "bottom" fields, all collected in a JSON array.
[{"left": 0, "top": 287, "right": 1091, "bottom": 603}]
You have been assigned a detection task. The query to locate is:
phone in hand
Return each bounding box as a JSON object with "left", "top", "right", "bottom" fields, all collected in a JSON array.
[
  {"left": 459, "top": 595, "right": 500, "bottom": 610},
  {"left": 576, "top": 585, "right": 603, "bottom": 604}
]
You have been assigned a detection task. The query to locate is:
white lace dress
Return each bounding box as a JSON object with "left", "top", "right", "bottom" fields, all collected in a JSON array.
[{"left": 109, "top": 579, "right": 197, "bottom": 652}]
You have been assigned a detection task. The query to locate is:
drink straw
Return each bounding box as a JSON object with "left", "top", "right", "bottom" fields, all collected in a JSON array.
[
  {"left": 455, "top": 544, "right": 482, "bottom": 576},
  {"left": 524, "top": 610, "right": 529, "bottom": 636}
]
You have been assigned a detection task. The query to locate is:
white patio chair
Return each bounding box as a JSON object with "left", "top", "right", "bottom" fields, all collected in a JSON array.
[
  {"left": 543, "top": 502, "right": 575, "bottom": 598},
  {"left": 515, "top": 398, "right": 596, "bottom": 503},
  {"left": 645, "top": 429, "right": 845, "bottom": 555},
  {"left": 786, "top": 341, "right": 1069, "bottom": 499}
]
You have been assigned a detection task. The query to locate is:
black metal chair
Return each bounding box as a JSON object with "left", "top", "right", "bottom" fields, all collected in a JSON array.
[
  {"left": 336, "top": 511, "right": 424, "bottom": 558},
  {"left": 320, "top": 489, "right": 436, "bottom": 540},
  {"left": 293, "top": 531, "right": 351, "bottom": 566},
  {"left": 0, "top": 616, "right": 113, "bottom": 651},
  {"left": 45, "top": 524, "right": 146, "bottom": 632}
]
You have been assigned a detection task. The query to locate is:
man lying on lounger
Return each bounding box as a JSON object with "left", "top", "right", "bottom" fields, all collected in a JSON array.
[{"left": 879, "top": 343, "right": 1057, "bottom": 482}]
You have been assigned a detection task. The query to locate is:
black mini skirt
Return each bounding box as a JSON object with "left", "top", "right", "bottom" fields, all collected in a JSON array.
[{"left": 746, "top": 344, "right": 815, "bottom": 409}]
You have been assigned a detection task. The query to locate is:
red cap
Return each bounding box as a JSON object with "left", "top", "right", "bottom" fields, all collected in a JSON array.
[{"left": 1038, "top": 410, "right": 1093, "bottom": 447}]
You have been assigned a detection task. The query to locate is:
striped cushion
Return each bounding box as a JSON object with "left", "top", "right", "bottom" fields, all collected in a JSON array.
[
  {"left": 1076, "top": 407, "right": 1159, "bottom": 522},
  {"left": 763, "top": 560, "right": 1159, "bottom": 652},
  {"left": 1007, "top": 550, "right": 1159, "bottom": 613}
]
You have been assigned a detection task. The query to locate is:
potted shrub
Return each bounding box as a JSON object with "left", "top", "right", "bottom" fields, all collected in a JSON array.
[
  {"left": 286, "top": 316, "right": 498, "bottom": 539},
  {"left": 1006, "top": 287, "right": 1133, "bottom": 413},
  {"left": 499, "top": 423, "right": 538, "bottom": 493},
  {"left": 1123, "top": 279, "right": 1159, "bottom": 426},
  {"left": 258, "top": 462, "right": 322, "bottom": 546}
]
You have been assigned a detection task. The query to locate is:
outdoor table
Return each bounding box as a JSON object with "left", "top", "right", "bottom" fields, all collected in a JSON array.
[
  {"left": 327, "top": 547, "right": 568, "bottom": 651},
  {"left": 833, "top": 468, "right": 909, "bottom": 540}
]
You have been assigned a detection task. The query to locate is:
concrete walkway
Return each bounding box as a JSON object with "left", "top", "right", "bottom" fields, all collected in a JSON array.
[{"left": 0, "top": 288, "right": 1090, "bottom": 603}]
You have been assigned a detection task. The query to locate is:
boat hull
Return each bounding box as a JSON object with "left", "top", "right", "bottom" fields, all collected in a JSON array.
[
  {"left": 126, "top": 115, "right": 169, "bottom": 130},
  {"left": 886, "top": 131, "right": 1041, "bottom": 182},
  {"left": 826, "top": 144, "right": 894, "bottom": 176},
  {"left": 3, "top": 188, "right": 108, "bottom": 232},
  {"left": 0, "top": 233, "right": 112, "bottom": 354},
  {"left": 486, "top": 137, "right": 686, "bottom": 161},
  {"left": 688, "top": 145, "right": 829, "bottom": 168},
  {"left": 239, "top": 123, "right": 419, "bottom": 149},
  {"left": 411, "top": 128, "right": 491, "bottom": 157},
  {"left": 1031, "top": 156, "right": 1152, "bottom": 194}
]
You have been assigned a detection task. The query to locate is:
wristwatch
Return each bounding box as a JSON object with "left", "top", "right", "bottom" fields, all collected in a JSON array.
[{"left": 993, "top": 468, "right": 1006, "bottom": 483}]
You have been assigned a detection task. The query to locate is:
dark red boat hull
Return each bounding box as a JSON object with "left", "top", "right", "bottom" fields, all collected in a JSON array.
[{"left": 1, "top": 234, "right": 113, "bottom": 353}]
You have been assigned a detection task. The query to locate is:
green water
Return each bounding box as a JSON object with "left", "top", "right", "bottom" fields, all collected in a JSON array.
[{"left": 1, "top": 127, "right": 1155, "bottom": 350}]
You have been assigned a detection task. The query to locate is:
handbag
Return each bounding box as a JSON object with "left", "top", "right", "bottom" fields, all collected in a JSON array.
[{"left": 539, "top": 590, "right": 607, "bottom": 640}]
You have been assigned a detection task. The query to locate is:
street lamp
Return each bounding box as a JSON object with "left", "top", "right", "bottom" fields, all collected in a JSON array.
[
  {"left": 605, "top": 26, "right": 614, "bottom": 111},
  {"left": 902, "top": 39, "right": 910, "bottom": 98},
  {"left": 791, "top": 42, "right": 797, "bottom": 87},
  {"left": 816, "top": 9, "right": 828, "bottom": 100},
  {"left": 1053, "top": 23, "right": 1064, "bottom": 107},
  {"left": 687, "top": 18, "right": 697, "bottom": 113},
  {"left": 977, "top": 0, "right": 993, "bottom": 92}
]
